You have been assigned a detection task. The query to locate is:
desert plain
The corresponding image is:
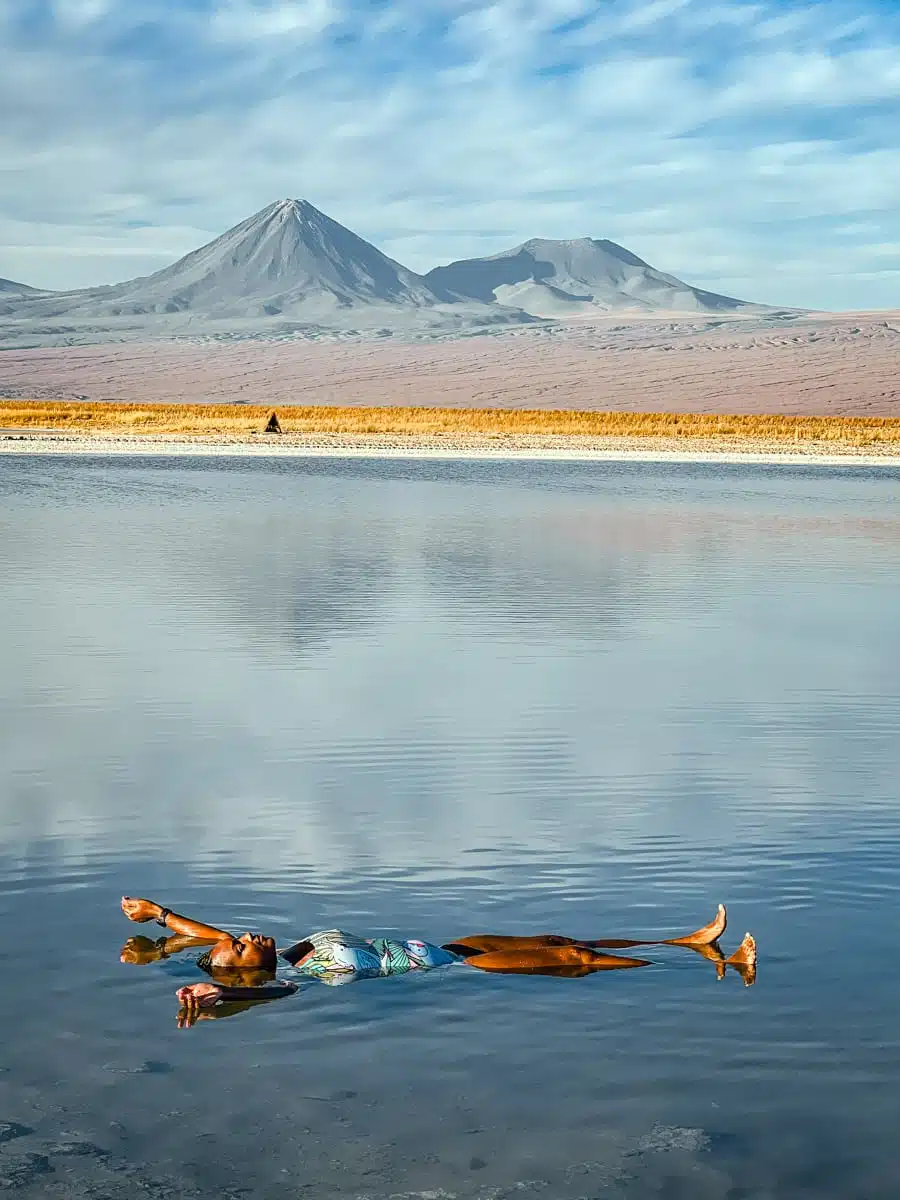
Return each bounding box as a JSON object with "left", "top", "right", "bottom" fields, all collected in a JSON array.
[
  {"left": 1, "top": 311, "right": 898, "bottom": 416},
  {"left": 3, "top": 311, "right": 899, "bottom": 464}
]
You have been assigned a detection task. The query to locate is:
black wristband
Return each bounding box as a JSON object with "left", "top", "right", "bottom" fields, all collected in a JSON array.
[{"left": 157, "top": 908, "right": 172, "bottom": 928}]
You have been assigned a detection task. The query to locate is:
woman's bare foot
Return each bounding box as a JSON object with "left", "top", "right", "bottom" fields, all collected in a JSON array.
[
  {"left": 725, "top": 933, "right": 757, "bottom": 986},
  {"left": 726, "top": 932, "right": 756, "bottom": 967},
  {"left": 666, "top": 904, "right": 727, "bottom": 947}
]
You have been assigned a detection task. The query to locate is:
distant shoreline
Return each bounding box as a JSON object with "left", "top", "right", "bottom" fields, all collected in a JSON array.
[
  {"left": 3, "top": 399, "right": 899, "bottom": 466},
  {"left": 3, "top": 429, "right": 899, "bottom": 468}
]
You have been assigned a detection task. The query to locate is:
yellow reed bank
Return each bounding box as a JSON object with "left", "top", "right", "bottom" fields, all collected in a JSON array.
[{"left": 2, "top": 399, "right": 900, "bottom": 446}]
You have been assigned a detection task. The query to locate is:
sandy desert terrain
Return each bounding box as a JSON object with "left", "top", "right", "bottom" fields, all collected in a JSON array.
[{"left": 1, "top": 312, "right": 898, "bottom": 417}]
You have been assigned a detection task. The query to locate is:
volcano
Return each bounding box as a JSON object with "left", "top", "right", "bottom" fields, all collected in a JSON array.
[
  {"left": 425, "top": 237, "right": 753, "bottom": 316},
  {"left": 49, "top": 199, "right": 461, "bottom": 319}
]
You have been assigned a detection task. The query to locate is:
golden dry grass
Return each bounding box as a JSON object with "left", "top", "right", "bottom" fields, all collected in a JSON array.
[{"left": 2, "top": 399, "right": 900, "bottom": 445}]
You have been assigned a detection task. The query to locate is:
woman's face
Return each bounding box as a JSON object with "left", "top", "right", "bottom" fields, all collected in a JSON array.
[{"left": 208, "top": 932, "right": 277, "bottom": 971}]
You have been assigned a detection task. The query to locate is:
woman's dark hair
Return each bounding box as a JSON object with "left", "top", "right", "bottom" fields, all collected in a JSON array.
[{"left": 196, "top": 949, "right": 214, "bottom": 975}]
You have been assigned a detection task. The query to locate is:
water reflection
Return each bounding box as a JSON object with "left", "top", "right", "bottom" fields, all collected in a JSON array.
[
  {"left": 1, "top": 457, "right": 900, "bottom": 880},
  {"left": 177, "top": 518, "right": 397, "bottom": 656},
  {"left": 423, "top": 514, "right": 644, "bottom": 640}
]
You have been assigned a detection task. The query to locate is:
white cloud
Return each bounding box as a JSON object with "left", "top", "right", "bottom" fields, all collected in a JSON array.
[
  {"left": 0, "top": 0, "right": 898, "bottom": 307},
  {"left": 720, "top": 47, "right": 900, "bottom": 109},
  {"left": 211, "top": 0, "right": 344, "bottom": 41},
  {"left": 616, "top": 0, "right": 692, "bottom": 33},
  {"left": 52, "top": 0, "right": 111, "bottom": 24}
]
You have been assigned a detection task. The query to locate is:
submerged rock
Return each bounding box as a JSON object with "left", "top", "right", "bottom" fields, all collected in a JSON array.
[
  {"left": 101, "top": 1059, "right": 172, "bottom": 1076},
  {"left": 42, "top": 1138, "right": 107, "bottom": 1158},
  {"left": 0, "top": 1152, "right": 53, "bottom": 1189},
  {"left": 0, "top": 1124, "right": 31, "bottom": 1146},
  {"left": 629, "top": 1123, "right": 712, "bottom": 1156}
]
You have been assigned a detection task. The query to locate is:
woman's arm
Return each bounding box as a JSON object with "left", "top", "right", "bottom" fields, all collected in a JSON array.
[{"left": 120, "top": 897, "right": 231, "bottom": 941}]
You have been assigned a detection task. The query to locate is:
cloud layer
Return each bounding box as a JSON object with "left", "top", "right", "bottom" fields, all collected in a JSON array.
[{"left": 1, "top": 0, "right": 898, "bottom": 308}]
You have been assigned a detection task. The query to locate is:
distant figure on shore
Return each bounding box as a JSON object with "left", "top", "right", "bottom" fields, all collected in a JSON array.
[
  {"left": 120, "top": 897, "right": 757, "bottom": 1027},
  {"left": 264, "top": 410, "right": 282, "bottom": 434}
]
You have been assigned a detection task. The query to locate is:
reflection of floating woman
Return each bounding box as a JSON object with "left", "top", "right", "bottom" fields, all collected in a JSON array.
[{"left": 119, "top": 897, "right": 757, "bottom": 1028}]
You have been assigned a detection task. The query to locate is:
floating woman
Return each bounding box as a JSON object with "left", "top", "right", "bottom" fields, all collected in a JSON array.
[{"left": 119, "top": 896, "right": 757, "bottom": 1027}]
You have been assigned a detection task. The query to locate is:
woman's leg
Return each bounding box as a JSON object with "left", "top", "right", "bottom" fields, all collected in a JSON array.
[
  {"left": 460, "top": 931, "right": 757, "bottom": 983},
  {"left": 582, "top": 903, "right": 727, "bottom": 948},
  {"left": 465, "top": 945, "right": 651, "bottom": 976},
  {"left": 444, "top": 904, "right": 727, "bottom": 957}
]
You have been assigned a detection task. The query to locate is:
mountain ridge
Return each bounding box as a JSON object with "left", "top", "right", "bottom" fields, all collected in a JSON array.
[
  {"left": 425, "top": 236, "right": 751, "bottom": 317},
  {"left": 0, "top": 201, "right": 759, "bottom": 346},
  {"left": 0, "top": 277, "right": 44, "bottom": 296}
]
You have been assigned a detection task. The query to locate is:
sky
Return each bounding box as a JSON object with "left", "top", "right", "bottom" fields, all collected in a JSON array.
[{"left": 0, "top": 0, "right": 898, "bottom": 309}]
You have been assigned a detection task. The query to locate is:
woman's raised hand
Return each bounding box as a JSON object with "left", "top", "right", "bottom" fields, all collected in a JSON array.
[{"left": 121, "top": 896, "right": 161, "bottom": 923}]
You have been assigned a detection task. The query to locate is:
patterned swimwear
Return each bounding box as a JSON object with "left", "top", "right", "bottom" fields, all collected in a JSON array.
[{"left": 280, "top": 929, "right": 459, "bottom": 987}]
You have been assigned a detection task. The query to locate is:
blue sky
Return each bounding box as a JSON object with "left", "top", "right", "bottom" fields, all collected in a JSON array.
[{"left": 1, "top": 0, "right": 898, "bottom": 308}]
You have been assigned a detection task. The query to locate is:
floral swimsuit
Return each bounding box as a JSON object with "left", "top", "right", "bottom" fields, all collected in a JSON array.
[{"left": 280, "top": 929, "right": 460, "bottom": 986}]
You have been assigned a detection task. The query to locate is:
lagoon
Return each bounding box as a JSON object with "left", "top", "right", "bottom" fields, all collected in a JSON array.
[{"left": 1, "top": 455, "right": 899, "bottom": 1198}]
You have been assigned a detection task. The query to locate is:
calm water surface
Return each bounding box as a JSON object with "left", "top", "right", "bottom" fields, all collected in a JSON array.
[{"left": 1, "top": 455, "right": 899, "bottom": 1199}]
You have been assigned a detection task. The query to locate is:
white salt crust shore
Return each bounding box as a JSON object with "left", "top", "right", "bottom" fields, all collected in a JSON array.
[{"left": 2, "top": 431, "right": 899, "bottom": 468}]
